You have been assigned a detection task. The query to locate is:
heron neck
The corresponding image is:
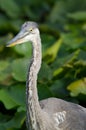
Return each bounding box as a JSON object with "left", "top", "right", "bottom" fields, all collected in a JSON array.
[
  {"left": 26, "top": 33, "right": 42, "bottom": 129},
  {"left": 30, "top": 34, "right": 42, "bottom": 105}
]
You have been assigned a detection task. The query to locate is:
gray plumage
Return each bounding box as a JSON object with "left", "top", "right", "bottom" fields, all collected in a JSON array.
[{"left": 7, "top": 21, "right": 86, "bottom": 130}]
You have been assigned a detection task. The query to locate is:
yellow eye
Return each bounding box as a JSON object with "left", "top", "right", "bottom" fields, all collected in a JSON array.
[{"left": 29, "top": 28, "right": 33, "bottom": 32}]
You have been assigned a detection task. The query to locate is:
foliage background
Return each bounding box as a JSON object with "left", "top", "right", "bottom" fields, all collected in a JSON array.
[{"left": 0, "top": 0, "right": 86, "bottom": 129}]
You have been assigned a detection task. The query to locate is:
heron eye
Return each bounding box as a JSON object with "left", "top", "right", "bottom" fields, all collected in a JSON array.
[{"left": 29, "top": 28, "right": 33, "bottom": 32}]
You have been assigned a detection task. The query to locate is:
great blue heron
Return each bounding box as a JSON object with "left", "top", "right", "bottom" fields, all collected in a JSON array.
[{"left": 7, "top": 21, "right": 86, "bottom": 130}]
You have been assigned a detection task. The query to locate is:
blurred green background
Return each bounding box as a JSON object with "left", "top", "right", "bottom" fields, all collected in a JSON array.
[{"left": 0, "top": 0, "right": 86, "bottom": 129}]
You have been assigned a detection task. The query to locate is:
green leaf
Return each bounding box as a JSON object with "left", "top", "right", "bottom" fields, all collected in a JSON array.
[
  {"left": 0, "top": 71, "right": 9, "bottom": 82},
  {"left": 43, "top": 38, "right": 62, "bottom": 63},
  {"left": 0, "top": 61, "right": 11, "bottom": 82},
  {"left": 77, "top": 50, "right": 86, "bottom": 61},
  {"left": 38, "top": 84, "right": 53, "bottom": 100},
  {"left": 14, "top": 42, "right": 32, "bottom": 57},
  {"left": 0, "top": 125, "right": 6, "bottom": 130},
  {"left": 50, "top": 80, "right": 68, "bottom": 98},
  {"left": 53, "top": 67, "right": 64, "bottom": 77},
  {"left": 12, "top": 58, "right": 29, "bottom": 81},
  {"left": 0, "top": 113, "right": 11, "bottom": 124},
  {"left": 61, "top": 33, "right": 86, "bottom": 50},
  {"left": 0, "top": 61, "right": 9, "bottom": 71},
  {"left": 0, "top": 89, "right": 18, "bottom": 109},
  {"left": 67, "top": 11, "right": 86, "bottom": 21},
  {"left": 49, "top": 1, "right": 66, "bottom": 23},
  {"left": 0, "top": 84, "right": 26, "bottom": 110},
  {"left": 67, "top": 78, "right": 86, "bottom": 96},
  {"left": 38, "top": 62, "right": 52, "bottom": 81},
  {"left": 0, "top": 0, "right": 21, "bottom": 18},
  {"left": 5, "top": 111, "right": 25, "bottom": 129},
  {"left": 41, "top": 34, "right": 56, "bottom": 53},
  {"left": 53, "top": 50, "right": 80, "bottom": 77},
  {"left": 7, "top": 84, "right": 26, "bottom": 108},
  {"left": 0, "top": 111, "right": 25, "bottom": 129}
]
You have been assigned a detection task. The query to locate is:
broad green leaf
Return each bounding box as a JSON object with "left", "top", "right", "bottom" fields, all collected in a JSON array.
[
  {"left": 0, "top": 125, "right": 6, "bottom": 130},
  {"left": 38, "top": 84, "right": 53, "bottom": 100},
  {"left": 49, "top": 0, "right": 86, "bottom": 23},
  {"left": 67, "top": 78, "right": 86, "bottom": 96},
  {"left": 49, "top": 1, "right": 66, "bottom": 23},
  {"left": 17, "top": 106, "right": 26, "bottom": 112},
  {"left": 38, "top": 62, "right": 52, "bottom": 81},
  {"left": 41, "top": 34, "right": 56, "bottom": 53},
  {"left": 0, "top": 71, "right": 10, "bottom": 82},
  {"left": 0, "top": 89, "right": 18, "bottom": 109},
  {"left": 67, "top": 11, "right": 86, "bottom": 21},
  {"left": 61, "top": 33, "right": 86, "bottom": 50},
  {"left": 1, "top": 111, "right": 25, "bottom": 129},
  {"left": 0, "top": 61, "right": 9, "bottom": 71},
  {"left": 43, "top": 38, "right": 62, "bottom": 63},
  {"left": 0, "top": 84, "right": 26, "bottom": 110},
  {"left": 12, "top": 58, "right": 29, "bottom": 81},
  {"left": 0, "top": 61, "right": 11, "bottom": 82},
  {"left": 0, "top": 0, "right": 21, "bottom": 18},
  {"left": 7, "top": 84, "right": 26, "bottom": 108},
  {"left": 14, "top": 42, "right": 32, "bottom": 57},
  {"left": 53, "top": 50, "right": 80, "bottom": 77},
  {"left": 50, "top": 80, "right": 68, "bottom": 98},
  {"left": 0, "top": 113, "right": 11, "bottom": 123},
  {"left": 5, "top": 111, "right": 25, "bottom": 128},
  {"left": 77, "top": 50, "right": 86, "bottom": 61}
]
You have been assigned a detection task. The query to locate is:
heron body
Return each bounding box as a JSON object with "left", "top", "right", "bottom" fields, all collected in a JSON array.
[{"left": 7, "top": 21, "right": 86, "bottom": 130}]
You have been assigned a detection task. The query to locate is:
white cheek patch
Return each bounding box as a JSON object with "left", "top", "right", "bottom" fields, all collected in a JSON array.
[
  {"left": 24, "top": 34, "right": 33, "bottom": 42},
  {"left": 53, "top": 111, "right": 66, "bottom": 127}
]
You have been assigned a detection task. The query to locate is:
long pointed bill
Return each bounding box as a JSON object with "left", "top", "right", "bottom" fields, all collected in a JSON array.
[{"left": 6, "top": 30, "right": 29, "bottom": 47}]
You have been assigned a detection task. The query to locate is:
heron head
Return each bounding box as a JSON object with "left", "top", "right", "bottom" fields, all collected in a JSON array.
[{"left": 6, "top": 21, "right": 39, "bottom": 47}]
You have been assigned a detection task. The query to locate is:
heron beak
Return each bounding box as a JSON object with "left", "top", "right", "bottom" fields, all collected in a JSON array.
[{"left": 6, "top": 30, "right": 28, "bottom": 47}]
